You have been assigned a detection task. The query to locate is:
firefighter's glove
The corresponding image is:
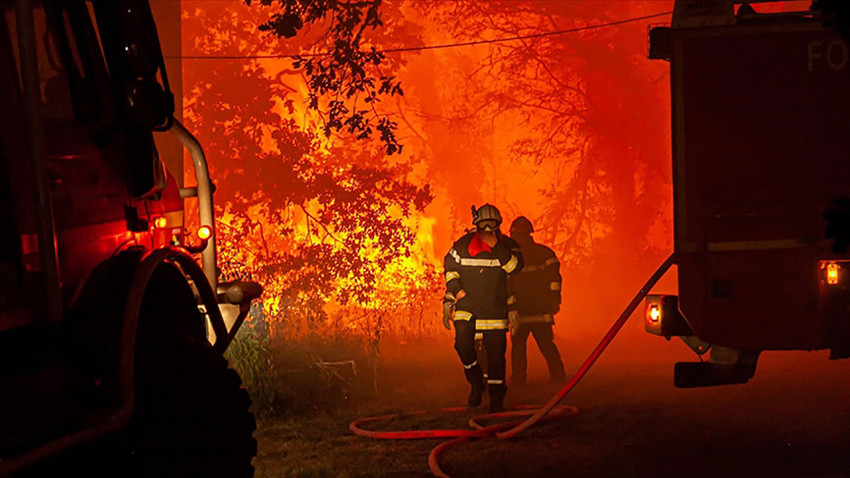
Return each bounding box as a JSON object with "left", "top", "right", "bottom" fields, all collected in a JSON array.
[
  {"left": 442, "top": 301, "right": 454, "bottom": 330},
  {"left": 508, "top": 310, "right": 519, "bottom": 337}
]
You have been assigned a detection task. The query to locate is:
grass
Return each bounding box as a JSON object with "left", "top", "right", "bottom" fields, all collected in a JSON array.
[
  {"left": 248, "top": 336, "right": 560, "bottom": 477},
  {"left": 255, "top": 411, "right": 442, "bottom": 478},
  {"left": 225, "top": 305, "right": 388, "bottom": 418}
]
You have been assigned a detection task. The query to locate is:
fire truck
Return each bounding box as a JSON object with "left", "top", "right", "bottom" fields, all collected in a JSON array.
[
  {"left": 0, "top": 0, "right": 260, "bottom": 475},
  {"left": 644, "top": 0, "right": 850, "bottom": 388}
]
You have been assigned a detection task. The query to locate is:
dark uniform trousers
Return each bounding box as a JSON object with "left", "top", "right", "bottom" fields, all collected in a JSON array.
[
  {"left": 444, "top": 231, "right": 521, "bottom": 403},
  {"left": 454, "top": 320, "right": 506, "bottom": 392},
  {"left": 511, "top": 322, "right": 565, "bottom": 383}
]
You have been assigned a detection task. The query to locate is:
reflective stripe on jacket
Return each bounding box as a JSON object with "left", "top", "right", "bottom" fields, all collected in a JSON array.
[
  {"left": 444, "top": 231, "right": 523, "bottom": 325},
  {"left": 517, "top": 314, "right": 554, "bottom": 325}
]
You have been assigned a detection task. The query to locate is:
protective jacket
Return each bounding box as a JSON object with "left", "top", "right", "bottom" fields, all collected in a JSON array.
[
  {"left": 444, "top": 231, "right": 523, "bottom": 330},
  {"left": 508, "top": 240, "right": 561, "bottom": 324}
]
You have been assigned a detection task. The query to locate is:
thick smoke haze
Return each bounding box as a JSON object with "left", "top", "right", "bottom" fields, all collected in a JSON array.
[{"left": 179, "top": 0, "right": 815, "bottom": 361}]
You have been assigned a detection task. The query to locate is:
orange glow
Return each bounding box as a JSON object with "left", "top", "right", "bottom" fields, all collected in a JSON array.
[
  {"left": 827, "top": 263, "right": 839, "bottom": 285},
  {"left": 154, "top": 217, "right": 168, "bottom": 229},
  {"left": 198, "top": 225, "right": 212, "bottom": 240},
  {"left": 181, "top": 1, "right": 688, "bottom": 341},
  {"left": 647, "top": 303, "right": 661, "bottom": 324}
]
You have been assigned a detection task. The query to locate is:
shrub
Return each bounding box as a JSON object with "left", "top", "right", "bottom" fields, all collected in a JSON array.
[
  {"left": 269, "top": 332, "right": 378, "bottom": 415},
  {"left": 224, "top": 305, "right": 278, "bottom": 416}
]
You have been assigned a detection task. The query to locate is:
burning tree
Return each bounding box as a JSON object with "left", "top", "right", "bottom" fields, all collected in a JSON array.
[
  {"left": 182, "top": 2, "right": 437, "bottom": 344},
  {"left": 180, "top": 0, "right": 681, "bottom": 408},
  {"left": 247, "top": 0, "right": 414, "bottom": 155},
  {"left": 410, "top": 1, "right": 672, "bottom": 269}
]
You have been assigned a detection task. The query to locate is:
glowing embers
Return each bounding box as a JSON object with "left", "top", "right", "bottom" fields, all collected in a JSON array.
[{"left": 644, "top": 295, "right": 693, "bottom": 337}]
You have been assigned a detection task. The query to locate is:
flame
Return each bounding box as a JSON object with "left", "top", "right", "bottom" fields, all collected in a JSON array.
[{"left": 176, "top": 1, "right": 813, "bottom": 340}]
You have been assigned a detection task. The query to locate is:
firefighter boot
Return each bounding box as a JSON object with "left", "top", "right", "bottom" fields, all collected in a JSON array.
[
  {"left": 465, "top": 366, "right": 485, "bottom": 408},
  {"left": 488, "top": 384, "right": 507, "bottom": 413}
]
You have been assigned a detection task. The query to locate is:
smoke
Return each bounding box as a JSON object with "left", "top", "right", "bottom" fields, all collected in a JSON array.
[{"left": 178, "top": 0, "right": 810, "bottom": 347}]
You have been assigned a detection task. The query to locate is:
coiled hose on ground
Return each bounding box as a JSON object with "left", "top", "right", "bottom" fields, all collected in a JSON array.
[{"left": 350, "top": 254, "right": 675, "bottom": 477}]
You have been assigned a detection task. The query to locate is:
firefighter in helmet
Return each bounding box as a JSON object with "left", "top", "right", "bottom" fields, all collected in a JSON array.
[
  {"left": 442, "top": 204, "right": 523, "bottom": 412},
  {"left": 507, "top": 216, "right": 566, "bottom": 385}
]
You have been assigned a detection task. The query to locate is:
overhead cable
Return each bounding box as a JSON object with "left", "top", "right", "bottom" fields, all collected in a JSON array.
[{"left": 173, "top": 11, "right": 673, "bottom": 60}]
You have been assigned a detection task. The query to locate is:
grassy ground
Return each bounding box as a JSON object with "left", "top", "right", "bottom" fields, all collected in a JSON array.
[
  {"left": 254, "top": 338, "right": 480, "bottom": 477},
  {"left": 252, "top": 328, "right": 850, "bottom": 478}
]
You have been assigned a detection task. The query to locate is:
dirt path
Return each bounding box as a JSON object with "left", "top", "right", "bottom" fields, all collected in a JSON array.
[{"left": 254, "top": 326, "right": 850, "bottom": 477}]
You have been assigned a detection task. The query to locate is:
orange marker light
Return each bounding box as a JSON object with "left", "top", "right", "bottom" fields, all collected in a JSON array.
[
  {"left": 153, "top": 217, "right": 167, "bottom": 228},
  {"left": 827, "top": 263, "right": 839, "bottom": 285},
  {"left": 647, "top": 303, "right": 661, "bottom": 324},
  {"left": 198, "top": 225, "right": 212, "bottom": 240}
]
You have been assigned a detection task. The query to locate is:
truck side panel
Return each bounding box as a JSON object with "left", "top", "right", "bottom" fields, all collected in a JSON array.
[{"left": 673, "top": 21, "right": 850, "bottom": 350}]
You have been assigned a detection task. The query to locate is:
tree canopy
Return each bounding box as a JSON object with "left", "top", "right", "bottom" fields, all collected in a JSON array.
[
  {"left": 248, "top": 0, "right": 406, "bottom": 155},
  {"left": 183, "top": 2, "right": 436, "bottom": 339}
]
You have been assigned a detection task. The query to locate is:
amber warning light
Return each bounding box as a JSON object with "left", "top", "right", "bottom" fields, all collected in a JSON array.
[
  {"left": 644, "top": 297, "right": 664, "bottom": 336},
  {"left": 198, "top": 225, "right": 212, "bottom": 240},
  {"left": 644, "top": 295, "right": 692, "bottom": 337},
  {"left": 647, "top": 303, "right": 661, "bottom": 324},
  {"left": 827, "top": 263, "right": 839, "bottom": 285},
  {"left": 153, "top": 217, "right": 168, "bottom": 229}
]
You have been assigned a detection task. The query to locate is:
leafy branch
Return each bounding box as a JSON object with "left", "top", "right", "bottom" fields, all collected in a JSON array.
[{"left": 249, "top": 0, "right": 404, "bottom": 155}]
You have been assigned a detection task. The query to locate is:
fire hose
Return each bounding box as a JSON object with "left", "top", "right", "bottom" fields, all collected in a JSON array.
[{"left": 349, "top": 254, "right": 675, "bottom": 477}]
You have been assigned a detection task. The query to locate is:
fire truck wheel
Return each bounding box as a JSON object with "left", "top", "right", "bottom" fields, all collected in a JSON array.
[{"left": 128, "top": 337, "right": 257, "bottom": 477}]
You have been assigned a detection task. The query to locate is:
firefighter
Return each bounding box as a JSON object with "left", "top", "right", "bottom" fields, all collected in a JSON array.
[
  {"left": 442, "top": 204, "right": 523, "bottom": 412},
  {"left": 507, "top": 216, "right": 566, "bottom": 385}
]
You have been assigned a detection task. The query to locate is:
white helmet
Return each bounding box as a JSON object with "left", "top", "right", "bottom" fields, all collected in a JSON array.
[{"left": 472, "top": 204, "right": 502, "bottom": 231}]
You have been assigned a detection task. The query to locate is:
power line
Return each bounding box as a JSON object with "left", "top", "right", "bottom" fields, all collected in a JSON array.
[
  {"left": 150, "top": 0, "right": 673, "bottom": 2},
  {"left": 171, "top": 11, "right": 672, "bottom": 60}
]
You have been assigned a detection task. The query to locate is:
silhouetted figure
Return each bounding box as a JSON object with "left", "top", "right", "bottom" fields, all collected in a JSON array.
[
  {"left": 507, "top": 217, "right": 566, "bottom": 385},
  {"left": 442, "top": 204, "right": 523, "bottom": 412}
]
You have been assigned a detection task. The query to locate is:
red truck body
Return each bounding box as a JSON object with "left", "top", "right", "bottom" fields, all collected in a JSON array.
[
  {"left": 647, "top": 1, "right": 850, "bottom": 386},
  {"left": 673, "top": 20, "right": 850, "bottom": 350},
  {"left": 0, "top": 0, "right": 259, "bottom": 473}
]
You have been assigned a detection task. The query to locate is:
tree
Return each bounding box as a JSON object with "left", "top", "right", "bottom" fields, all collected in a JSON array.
[
  {"left": 182, "top": 1, "right": 435, "bottom": 340},
  {"left": 410, "top": 1, "right": 672, "bottom": 269},
  {"left": 247, "top": 0, "right": 413, "bottom": 155}
]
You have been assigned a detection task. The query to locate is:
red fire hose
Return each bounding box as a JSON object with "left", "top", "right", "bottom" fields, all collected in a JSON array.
[{"left": 350, "top": 254, "right": 675, "bottom": 477}]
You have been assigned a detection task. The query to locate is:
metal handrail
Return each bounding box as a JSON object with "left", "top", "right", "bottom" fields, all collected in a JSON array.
[{"left": 169, "top": 119, "right": 217, "bottom": 291}]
